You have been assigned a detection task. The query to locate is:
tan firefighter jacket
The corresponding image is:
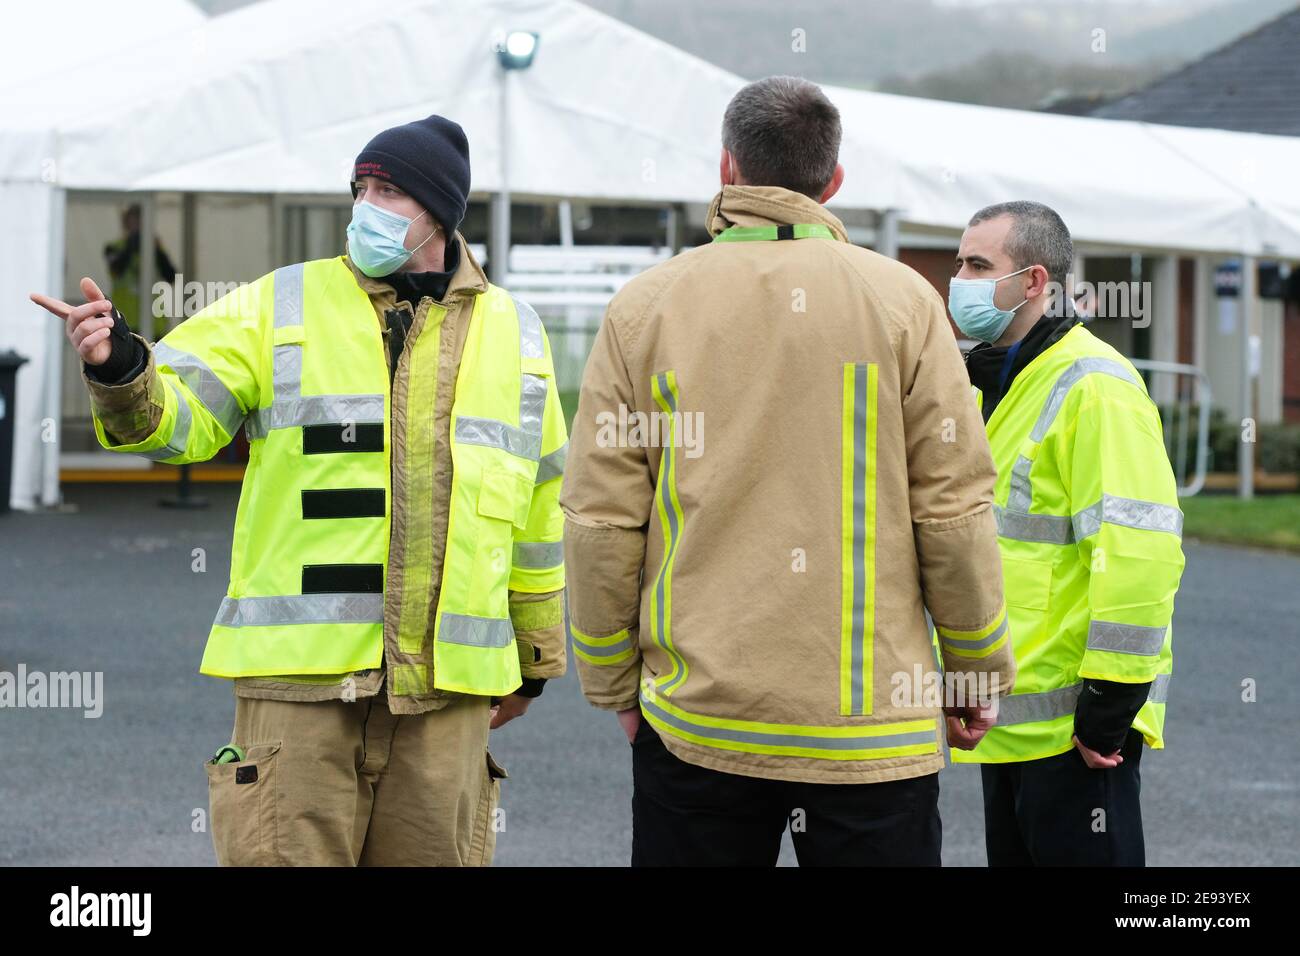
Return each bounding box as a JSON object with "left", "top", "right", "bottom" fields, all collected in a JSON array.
[{"left": 561, "top": 185, "right": 1014, "bottom": 783}]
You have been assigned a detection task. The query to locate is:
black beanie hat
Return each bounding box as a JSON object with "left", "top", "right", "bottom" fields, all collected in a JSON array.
[{"left": 352, "top": 114, "right": 471, "bottom": 234}]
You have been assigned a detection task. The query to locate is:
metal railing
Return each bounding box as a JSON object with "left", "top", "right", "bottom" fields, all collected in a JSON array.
[
  {"left": 1129, "top": 358, "right": 1212, "bottom": 497},
  {"left": 507, "top": 245, "right": 670, "bottom": 397}
]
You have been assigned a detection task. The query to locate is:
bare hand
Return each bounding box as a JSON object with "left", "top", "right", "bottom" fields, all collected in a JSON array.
[
  {"left": 617, "top": 706, "right": 641, "bottom": 744},
  {"left": 944, "top": 701, "right": 997, "bottom": 750},
  {"left": 1072, "top": 734, "right": 1123, "bottom": 769},
  {"left": 30, "top": 277, "right": 116, "bottom": 367},
  {"left": 489, "top": 693, "right": 532, "bottom": 729}
]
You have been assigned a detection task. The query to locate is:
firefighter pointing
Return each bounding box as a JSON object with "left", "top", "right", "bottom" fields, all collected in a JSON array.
[{"left": 32, "top": 114, "right": 569, "bottom": 867}]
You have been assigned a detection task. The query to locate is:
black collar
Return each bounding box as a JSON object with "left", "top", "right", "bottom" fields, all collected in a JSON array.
[
  {"left": 385, "top": 239, "right": 462, "bottom": 310},
  {"left": 965, "top": 311, "right": 1079, "bottom": 421}
]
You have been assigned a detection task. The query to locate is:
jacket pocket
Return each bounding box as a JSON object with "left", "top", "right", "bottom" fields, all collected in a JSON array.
[
  {"left": 471, "top": 469, "right": 532, "bottom": 609},
  {"left": 204, "top": 741, "right": 281, "bottom": 867},
  {"left": 1000, "top": 556, "right": 1053, "bottom": 611},
  {"left": 477, "top": 467, "right": 532, "bottom": 530}
]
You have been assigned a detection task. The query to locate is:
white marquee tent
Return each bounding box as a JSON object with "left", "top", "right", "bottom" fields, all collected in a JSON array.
[
  {"left": 0, "top": 0, "right": 741, "bottom": 510},
  {"left": 1, "top": 0, "right": 205, "bottom": 89},
  {"left": 825, "top": 85, "right": 1300, "bottom": 257},
  {"left": 3, "top": 0, "right": 1299, "bottom": 509}
]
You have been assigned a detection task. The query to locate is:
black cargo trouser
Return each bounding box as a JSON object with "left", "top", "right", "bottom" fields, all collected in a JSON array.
[
  {"left": 980, "top": 727, "right": 1146, "bottom": 866},
  {"left": 630, "top": 717, "right": 942, "bottom": 866}
]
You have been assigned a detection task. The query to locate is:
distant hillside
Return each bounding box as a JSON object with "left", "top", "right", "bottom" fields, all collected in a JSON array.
[
  {"left": 189, "top": 0, "right": 1298, "bottom": 110},
  {"left": 873, "top": 51, "right": 1173, "bottom": 111},
  {"left": 583, "top": 0, "right": 1297, "bottom": 106}
]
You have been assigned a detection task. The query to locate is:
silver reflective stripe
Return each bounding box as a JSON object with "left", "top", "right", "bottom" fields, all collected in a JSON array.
[
  {"left": 1030, "top": 357, "right": 1140, "bottom": 443},
  {"left": 520, "top": 373, "right": 546, "bottom": 435},
  {"left": 244, "top": 409, "right": 268, "bottom": 441},
  {"left": 246, "top": 395, "right": 384, "bottom": 440},
  {"left": 993, "top": 683, "right": 1083, "bottom": 725},
  {"left": 440, "top": 612, "right": 515, "bottom": 648},
  {"left": 214, "top": 592, "right": 383, "bottom": 627},
  {"left": 992, "top": 675, "right": 1169, "bottom": 726},
  {"left": 572, "top": 631, "right": 634, "bottom": 657},
  {"left": 652, "top": 372, "right": 687, "bottom": 695},
  {"left": 245, "top": 263, "right": 310, "bottom": 440},
  {"left": 1087, "top": 620, "right": 1167, "bottom": 656},
  {"left": 1148, "top": 672, "right": 1171, "bottom": 704},
  {"left": 455, "top": 416, "right": 542, "bottom": 461},
  {"left": 513, "top": 540, "right": 563, "bottom": 569},
  {"left": 994, "top": 504, "right": 1073, "bottom": 544},
  {"left": 152, "top": 342, "right": 245, "bottom": 438},
  {"left": 272, "top": 344, "right": 302, "bottom": 401},
  {"left": 641, "top": 690, "right": 937, "bottom": 752},
  {"left": 270, "top": 266, "right": 304, "bottom": 407},
  {"left": 999, "top": 356, "right": 1144, "bottom": 532},
  {"left": 447, "top": 294, "right": 548, "bottom": 462},
  {"left": 511, "top": 294, "right": 544, "bottom": 359},
  {"left": 1006, "top": 455, "right": 1035, "bottom": 513},
  {"left": 1072, "top": 494, "right": 1184, "bottom": 541},
  {"left": 849, "top": 363, "right": 870, "bottom": 715},
  {"left": 940, "top": 616, "right": 1009, "bottom": 652},
  {"left": 536, "top": 441, "right": 568, "bottom": 483},
  {"left": 140, "top": 382, "right": 193, "bottom": 461},
  {"left": 273, "top": 262, "right": 304, "bottom": 329}
]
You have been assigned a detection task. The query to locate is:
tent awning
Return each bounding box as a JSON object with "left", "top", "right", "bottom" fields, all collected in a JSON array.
[{"left": 5, "top": 0, "right": 1297, "bottom": 256}]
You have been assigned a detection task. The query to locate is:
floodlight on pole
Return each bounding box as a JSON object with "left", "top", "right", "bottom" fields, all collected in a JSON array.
[
  {"left": 491, "top": 30, "right": 540, "bottom": 284},
  {"left": 497, "top": 30, "right": 539, "bottom": 70}
]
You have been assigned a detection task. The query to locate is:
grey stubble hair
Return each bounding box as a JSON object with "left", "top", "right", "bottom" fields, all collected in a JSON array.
[{"left": 968, "top": 200, "right": 1074, "bottom": 288}]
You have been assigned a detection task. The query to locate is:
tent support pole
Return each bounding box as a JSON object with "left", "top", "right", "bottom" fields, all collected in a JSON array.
[
  {"left": 1192, "top": 256, "right": 1209, "bottom": 373},
  {"left": 490, "top": 67, "right": 512, "bottom": 284},
  {"left": 161, "top": 191, "right": 207, "bottom": 510},
  {"left": 1151, "top": 254, "right": 1179, "bottom": 407},
  {"left": 558, "top": 200, "right": 574, "bottom": 246},
  {"left": 490, "top": 192, "right": 510, "bottom": 284},
  {"left": 39, "top": 186, "right": 67, "bottom": 509},
  {"left": 138, "top": 192, "right": 157, "bottom": 343},
  {"left": 878, "top": 208, "right": 899, "bottom": 259},
  {"left": 1238, "top": 255, "right": 1256, "bottom": 499}
]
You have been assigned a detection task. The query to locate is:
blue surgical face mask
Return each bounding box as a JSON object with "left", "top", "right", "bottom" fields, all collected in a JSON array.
[
  {"left": 948, "top": 265, "right": 1033, "bottom": 343},
  {"left": 346, "top": 200, "right": 435, "bottom": 277}
]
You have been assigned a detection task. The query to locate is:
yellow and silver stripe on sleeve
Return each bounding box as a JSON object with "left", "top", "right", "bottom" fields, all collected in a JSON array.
[
  {"left": 936, "top": 604, "right": 1009, "bottom": 660},
  {"left": 571, "top": 624, "right": 637, "bottom": 666}
]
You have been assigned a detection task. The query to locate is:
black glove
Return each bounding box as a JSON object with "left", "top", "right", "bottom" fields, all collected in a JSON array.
[
  {"left": 514, "top": 677, "right": 547, "bottom": 699},
  {"left": 1074, "top": 677, "right": 1151, "bottom": 754},
  {"left": 84, "top": 308, "right": 146, "bottom": 385}
]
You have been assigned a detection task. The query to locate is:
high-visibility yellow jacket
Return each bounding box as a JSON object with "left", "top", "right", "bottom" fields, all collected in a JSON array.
[
  {"left": 954, "top": 323, "right": 1183, "bottom": 764},
  {"left": 84, "top": 245, "right": 568, "bottom": 702}
]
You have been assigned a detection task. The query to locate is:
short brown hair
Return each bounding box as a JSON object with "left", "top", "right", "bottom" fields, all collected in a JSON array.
[
  {"left": 721, "top": 76, "right": 841, "bottom": 199},
  {"left": 968, "top": 201, "right": 1074, "bottom": 288}
]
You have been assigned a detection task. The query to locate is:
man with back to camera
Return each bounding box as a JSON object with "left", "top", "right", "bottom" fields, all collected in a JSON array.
[
  {"left": 32, "top": 114, "right": 569, "bottom": 867},
  {"left": 949, "top": 200, "right": 1183, "bottom": 866},
  {"left": 560, "top": 76, "right": 1017, "bottom": 866}
]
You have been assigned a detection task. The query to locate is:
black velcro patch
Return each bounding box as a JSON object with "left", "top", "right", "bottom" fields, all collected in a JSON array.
[
  {"left": 302, "top": 564, "right": 384, "bottom": 594},
  {"left": 235, "top": 766, "right": 258, "bottom": 785},
  {"left": 301, "top": 488, "right": 386, "bottom": 519},
  {"left": 303, "top": 423, "right": 384, "bottom": 455}
]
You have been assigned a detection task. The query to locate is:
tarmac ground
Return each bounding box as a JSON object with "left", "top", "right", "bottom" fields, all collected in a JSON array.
[{"left": 2, "top": 482, "right": 1296, "bottom": 865}]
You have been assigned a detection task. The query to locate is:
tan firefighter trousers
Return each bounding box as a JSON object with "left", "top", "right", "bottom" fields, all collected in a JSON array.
[{"left": 204, "top": 690, "right": 507, "bottom": 866}]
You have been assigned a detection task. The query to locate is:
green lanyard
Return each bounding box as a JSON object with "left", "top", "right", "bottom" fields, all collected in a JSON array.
[{"left": 712, "top": 223, "right": 836, "bottom": 243}]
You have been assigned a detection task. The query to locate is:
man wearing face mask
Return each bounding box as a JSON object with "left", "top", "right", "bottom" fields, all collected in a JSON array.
[
  {"left": 949, "top": 201, "right": 1184, "bottom": 866},
  {"left": 32, "top": 114, "right": 569, "bottom": 866}
]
